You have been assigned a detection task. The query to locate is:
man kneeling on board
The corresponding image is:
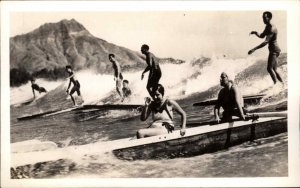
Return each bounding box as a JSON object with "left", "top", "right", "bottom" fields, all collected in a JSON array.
[
  {"left": 214, "top": 72, "right": 246, "bottom": 123},
  {"left": 31, "top": 78, "right": 47, "bottom": 99},
  {"left": 137, "top": 84, "right": 186, "bottom": 139},
  {"left": 122, "top": 80, "right": 132, "bottom": 99}
]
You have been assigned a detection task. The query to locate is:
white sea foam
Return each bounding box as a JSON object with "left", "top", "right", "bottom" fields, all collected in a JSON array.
[{"left": 11, "top": 55, "right": 282, "bottom": 106}]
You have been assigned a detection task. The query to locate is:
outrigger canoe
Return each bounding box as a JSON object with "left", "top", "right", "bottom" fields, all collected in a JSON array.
[
  {"left": 112, "top": 111, "right": 287, "bottom": 160},
  {"left": 11, "top": 111, "right": 287, "bottom": 168}
]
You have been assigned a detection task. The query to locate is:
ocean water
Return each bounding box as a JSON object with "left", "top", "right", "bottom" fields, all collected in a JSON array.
[{"left": 10, "top": 55, "right": 288, "bottom": 178}]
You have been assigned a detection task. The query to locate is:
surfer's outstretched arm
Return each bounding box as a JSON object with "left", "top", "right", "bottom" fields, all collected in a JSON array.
[
  {"left": 142, "top": 52, "right": 155, "bottom": 78},
  {"left": 249, "top": 25, "right": 274, "bottom": 54},
  {"left": 169, "top": 99, "right": 186, "bottom": 136},
  {"left": 66, "top": 73, "right": 74, "bottom": 80},
  {"left": 248, "top": 33, "right": 273, "bottom": 55},
  {"left": 141, "top": 66, "right": 150, "bottom": 80},
  {"left": 250, "top": 30, "right": 266, "bottom": 38}
]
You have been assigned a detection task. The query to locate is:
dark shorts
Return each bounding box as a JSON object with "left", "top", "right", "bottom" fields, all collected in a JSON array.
[
  {"left": 268, "top": 51, "right": 280, "bottom": 69},
  {"left": 70, "top": 81, "right": 81, "bottom": 96},
  {"left": 38, "top": 87, "right": 47, "bottom": 93},
  {"left": 147, "top": 70, "right": 162, "bottom": 88}
]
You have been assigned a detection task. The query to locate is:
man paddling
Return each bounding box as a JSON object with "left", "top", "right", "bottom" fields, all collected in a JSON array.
[
  {"left": 31, "top": 78, "right": 47, "bottom": 99},
  {"left": 248, "top": 11, "right": 283, "bottom": 85},
  {"left": 141, "top": 44, "right": 162, "bottom": 99},
  {"left": 65, "top": 65, "right": 83, "bottom": 106},
  {"left": 214, "top": 72, "right": 246, "bottom": 123},
  {"left": 109, "top": 54, "right": 124, "bottom": 101}
]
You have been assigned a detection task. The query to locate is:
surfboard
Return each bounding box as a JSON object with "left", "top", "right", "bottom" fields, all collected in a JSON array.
[
  {"left": 11, "top": 140, "right": 58, "bottom": 153},
  {"left": 193, "top": 94, "right": 266, "bottom": 106},
  {"left": 17, "top": 104, "right": 142, "bottom": 121},
  {"left": 12, "top": 98, "right": 35, "bottom": 107},
  {"left": 17, "top": 108, "right": 75, "bottom": 121},
  {"left": 43, "top": 106, "right": 79, "bottom": 117},
  {"left": 77, "top": 104, "right": 142, "bottom": 111}
]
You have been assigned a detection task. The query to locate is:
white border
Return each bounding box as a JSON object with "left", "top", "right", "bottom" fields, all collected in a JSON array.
[{"left": 1, "top": 1, "right": 300, "bottom": 187}]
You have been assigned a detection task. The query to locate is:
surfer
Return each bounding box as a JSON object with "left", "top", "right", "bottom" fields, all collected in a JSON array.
[
  {"left": 30, "top": 78, "right": 47, "bottom": 99},
  {"left": 214, "top": 72, "right": 246, "bottom": 123},
  {"left": 109, "top": 54, "right": 124, "bottom": 101},
  {"left": 140, "top": 44, "right": 162, "bottom": 99},
  {"left": 122, "top": 80, "right": 132, "bottom": 98},
  {"left": 137, "top": 84, "right": 186, "bottom": 139},
  {"left": 65, "top": 65, "right": 83, "bottom": 106},
  {"left": 248, "top": 11, "right": 283, "bottom": 85}
]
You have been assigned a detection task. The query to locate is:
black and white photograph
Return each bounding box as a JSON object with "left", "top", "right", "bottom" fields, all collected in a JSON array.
[{"left": 1, "top": 1, "right": 299, "bottom": 187}]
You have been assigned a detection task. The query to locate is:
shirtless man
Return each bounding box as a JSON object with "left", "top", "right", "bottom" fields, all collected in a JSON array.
[
  {"left": 65, "top": 65, "right": 83, "bottom": 106},
  {"left": 137, "top": 84, "right": 186, "bottom": 138},
  {"left": 248, "top": 11, "right": 283, "bottom": 84},
  {"left": 30, "top": 78, "right": 47, "bottom": 99},
  {"left": 109, "top": 54, "right": 124, "bottom": 101},
  {"left": 214, "top": 72, "right": 246, "bottom": 123},
  {"left": 141, "top": 44, "right": 162, "bottom": 99}
]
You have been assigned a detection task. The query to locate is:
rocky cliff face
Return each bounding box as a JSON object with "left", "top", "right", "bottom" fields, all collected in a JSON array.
[
  {"left": 10, "top": 19, "right": 184, "bottom": 86},
  {"left": 10, "top": 19, "right": 146, "bottom": 74}
]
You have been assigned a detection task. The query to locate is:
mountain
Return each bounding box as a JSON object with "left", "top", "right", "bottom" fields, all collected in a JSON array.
[{"left": 10, "top": 19, "right": 183, "bottom": 86}]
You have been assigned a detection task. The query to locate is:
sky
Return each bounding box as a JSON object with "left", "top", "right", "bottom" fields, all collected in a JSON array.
[{"left": 10, "top": 11, "right": 287, "bottom": 61}]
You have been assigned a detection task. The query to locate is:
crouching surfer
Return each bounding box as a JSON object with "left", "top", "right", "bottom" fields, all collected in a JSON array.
[
  {"left": 137, "top": 84, "right": 186, "bottom": 139},
  {"left": 31, "top": 78, "right": 47, "bottom": 99}
]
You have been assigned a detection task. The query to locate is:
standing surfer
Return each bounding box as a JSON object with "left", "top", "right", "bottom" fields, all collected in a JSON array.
[
  {"left": 248, "top": 11, "right": 283, "bottom": 85},
  {"left": 109, "top": 54, "right": 124, "bottom": 102},
  {"left": 65, "top": 65, "right": 83, "bottom": 106},
  {"left": 141, "top": 44, "right": 162, "bottom": 99}
]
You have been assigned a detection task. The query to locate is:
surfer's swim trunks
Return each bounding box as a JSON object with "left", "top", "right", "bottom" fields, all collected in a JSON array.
[
  {"left": 268, "top": 52, "right": 280, "bottom": 69},
  {"left": 70, "top": 80, "right": 81, "bottom": 96},
  {"left": 32, "top": 84, "right": 47, "bottom": 93},
  {"left": 147, "top": 68, "right": 162, "bottom": 89},
  {"left": 38, "top": 87, "right": 47, "bottom": 93}
]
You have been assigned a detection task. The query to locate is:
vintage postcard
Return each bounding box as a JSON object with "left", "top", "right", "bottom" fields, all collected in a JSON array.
[{"left": 1, "top": 1, "right": 300, "bottom": 187}]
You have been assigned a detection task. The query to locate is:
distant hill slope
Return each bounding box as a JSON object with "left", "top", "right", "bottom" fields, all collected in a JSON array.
[{"left": 10, "top": 19, "right": 183, "bottom": 86}]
